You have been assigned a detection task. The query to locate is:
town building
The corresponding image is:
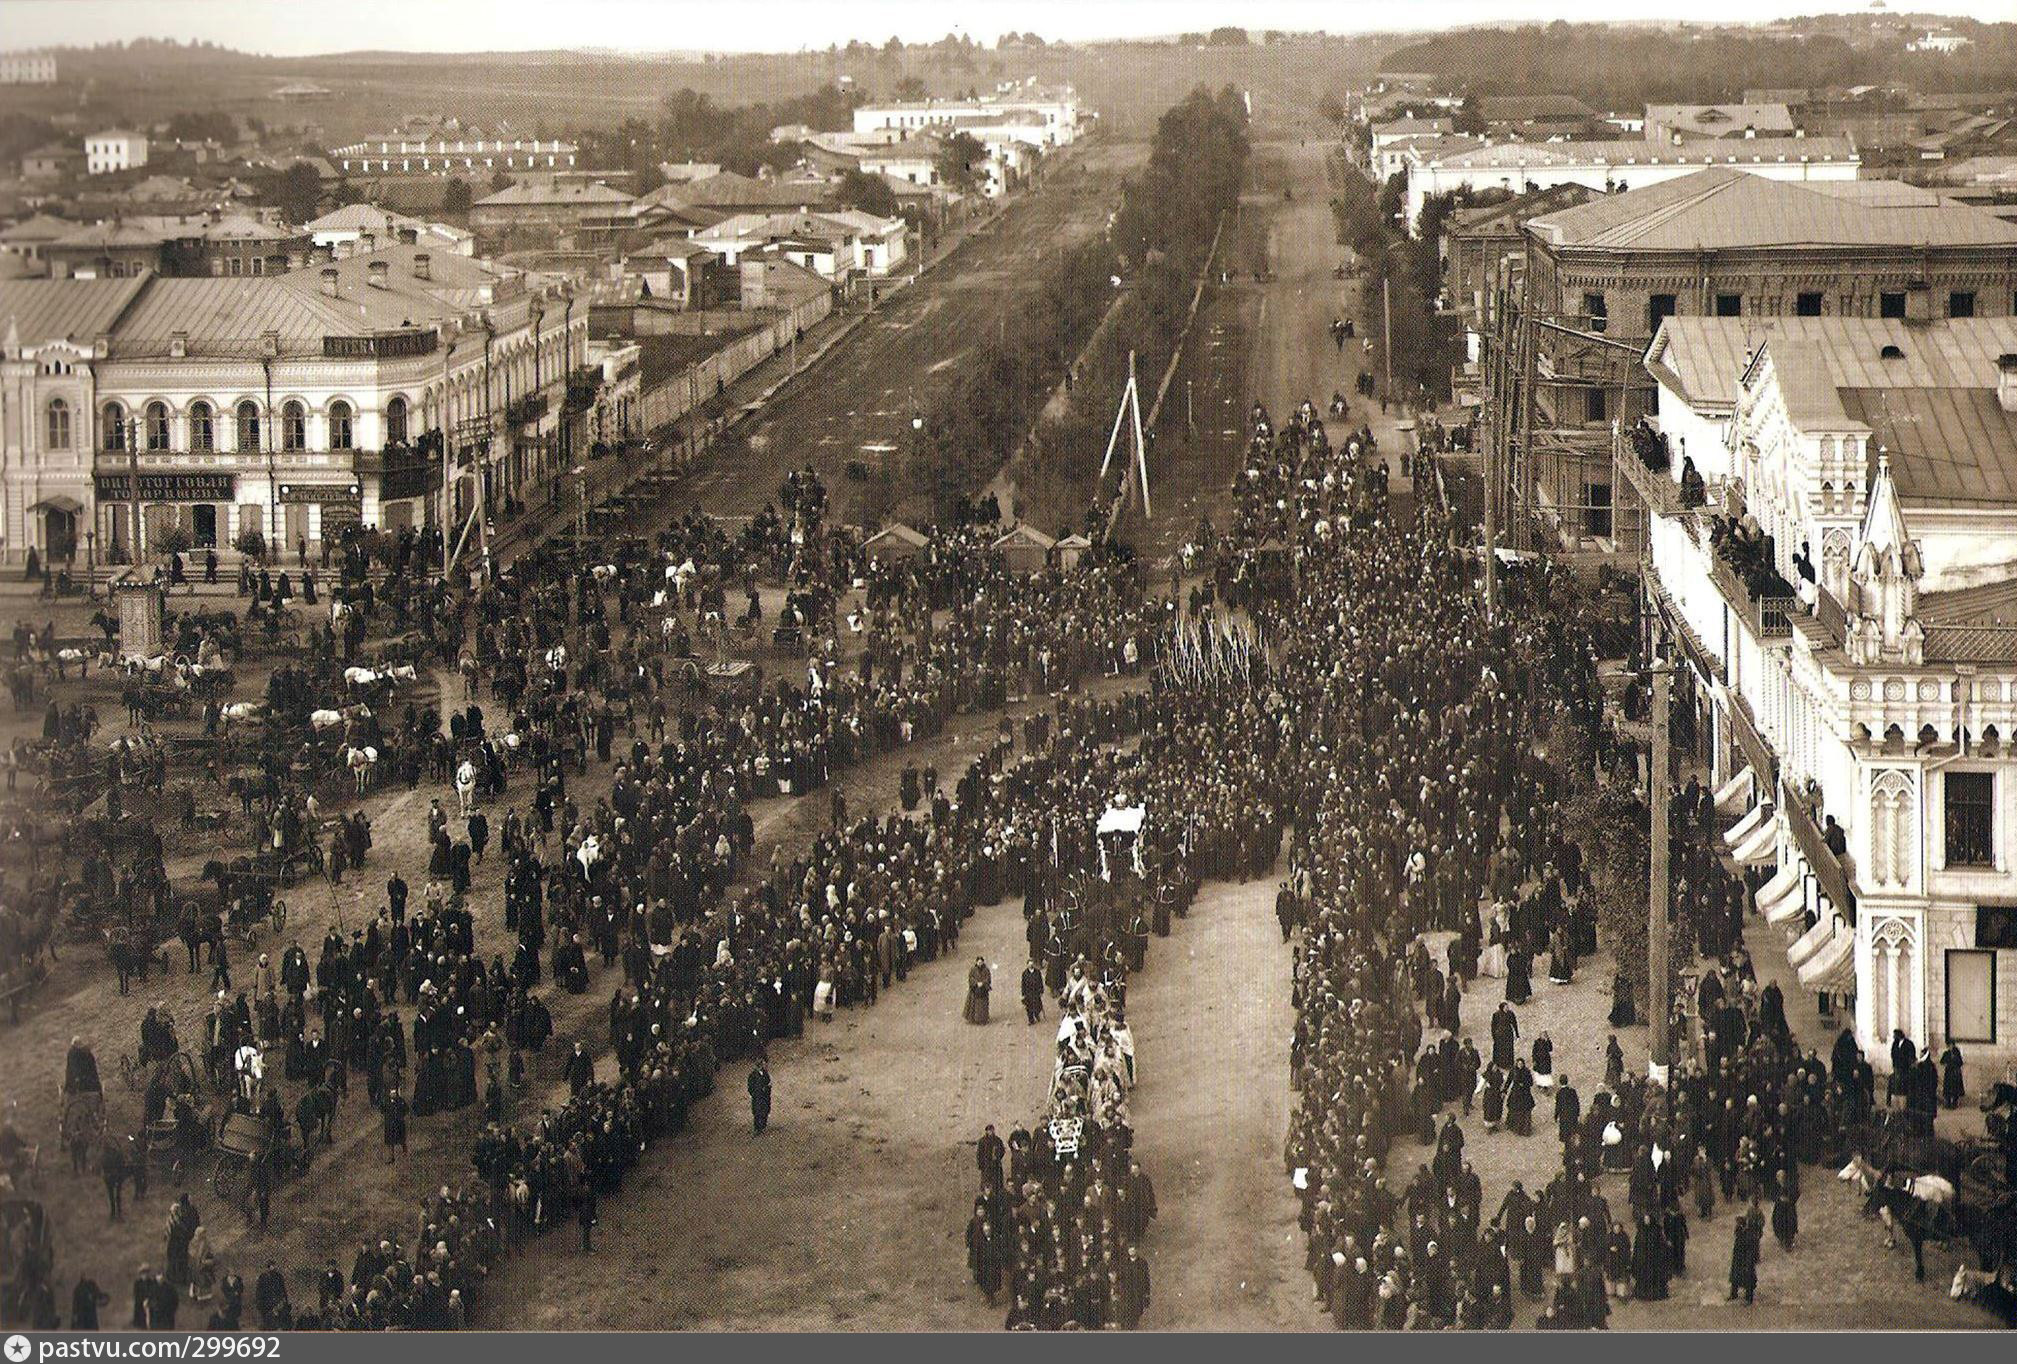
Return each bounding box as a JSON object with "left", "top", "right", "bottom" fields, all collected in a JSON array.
[
  {"left": 619, "top": 238, "right": 720, "bottom": 309},
  {"left": 1399, "top": 135, "right": 1858, "bottom": 226},
  {"left": 85, "top": 130, "right": 150, "bottom": 176},
  {"left": 1909, "top": 29, "right": 1974, "bottom": 54},
  {"left": 0, "top": 52, "right": 58, "bottom": 84},
  {"left": 0, "top": 236, "right": 586, "bottom": 568},
  {"left": 1443, "top": 183, "right": 1598, "bottom": 368},
  {"left": 20, "top": 143, "right": 83, "bottom": 181},
  {"left": 1617, "top": 314, "right": 2017, "bottom": 1068},
  {"left": 469, "top": 181, "right": 637, "bottom": 251},
  {"left": 1369, "top": 116, "right": 1455, "bottom": 155},
  {"left": 1643, "top": 103, "right": 1799, "bottom": 145},
  {"left": 692, "top": 210, "right": 907, "bottom": 281},
  {"left": 330, "top": 122, "right": 578, "bottom": 177},
  {"left": 38, "top": 212, "right": 313, "bottom": 280},
  {"left": 1474, "top": 94, "right": 1599, "bottom": 141},
  {"left": 304, "top": 203, "right": 475, "bottom": 258},
  {"left": 851, "top": 90, "right": 1079, "bottom": 147}
]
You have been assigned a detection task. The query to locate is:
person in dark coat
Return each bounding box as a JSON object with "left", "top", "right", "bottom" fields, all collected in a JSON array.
[
  {"left": 1770, "top": 1174, "right": 1798, "bottom": 1251},
  {"left": 1021, "top": 959, "right": 1045, "bottom": 1024},
  {"left": 1941, "top": 1041, "right": 1966, "bottom": 1109},
  {"left": 1729, "top": 1200, "right": 1763, "bottom": 1303},
  {"left": 748, "top": 1057, "right": 772, "bottom": 1134},
  {"left": 1631, "top": 1211, "right": 1670, "bottom": 1300},
  {"left": 380, "top": 1085, "right": 408, "bottom": 1161},
  {"left": 977, "top": 1125, "right": 1005, "bottom": 1189},
  {"left": 72, "top": 1275, "right": 110, "bottom": 1329}
]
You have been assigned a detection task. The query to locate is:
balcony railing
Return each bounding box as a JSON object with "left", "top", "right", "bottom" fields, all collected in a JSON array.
[
  {"left": 506, "top": 393, "right": 549, "bottom": 427},
  {"left": 1730, "top": 694, "right": 1778, "bottom": 789},
  {"left": 1781, "top": 780, "right": 1857, "bottom": 922},
  {"left": 1708, "top": 530, "right": 1796, "bottom": 640}
]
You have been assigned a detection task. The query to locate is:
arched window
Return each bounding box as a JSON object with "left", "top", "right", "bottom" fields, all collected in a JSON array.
[
  {"left": 237, "top": 401, "right": 261, "bottom": 452},
  {"left": 282, "top": 401, "right": 306, "bottom": 452},
  {"left": 189, "top": 401, "right": 214, "bottom": 452},
  {"left": 102, "top": 402, "right": 126, "bottom": 450},
  {"left": 329, "top": 400, "right": 354, "bottom": 450},
  {"left": 144, "top": 400, "right": 170, "bottom": 451},
  {"left": 386, "top": 396, "right": 409, "bottom": 447},
  {"left": 45, "top": 398, "right": 71, "bottom": 451}
]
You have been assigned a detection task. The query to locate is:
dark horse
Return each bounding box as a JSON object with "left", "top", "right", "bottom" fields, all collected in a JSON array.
[{"left": 1865, "top": 1178, "right": 2017, "bottom": 1281}]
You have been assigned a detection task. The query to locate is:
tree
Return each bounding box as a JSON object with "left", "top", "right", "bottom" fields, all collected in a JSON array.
[
  {"left": 893, "top": 74, "right": 927, "bottom": 101},
  {"left": 1453, "top": 95, "right": 1486, "bottom": 137},
  {"left": 490, "top": 170, "right": 514, "bottom": 192},
  {"left": 936, "top": 131, "right": 987, "bottom": 194},
  {"left": 266, "top": 161, "right": 324, "bottom": 225},
  {"left": 442, "top": 177, "right": 473, "bottom": 216},
  {"left": 1207, "top": 27, "right": 1250, "bottom": 46},
  {"left": 835, "top": 168, "right": 899, "bottom": 219},
  {"left": 1317, "top": 92, "right": 1345, "bottom": 127}
]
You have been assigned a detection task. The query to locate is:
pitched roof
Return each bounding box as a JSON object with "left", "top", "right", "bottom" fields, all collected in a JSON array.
[
  {"left": 1477, "top": 95, "right": 1597, "bottom": 122},
  {"left": 0, "top": 212, "right": 77, "bottom": 244},
  {"left": 1838, "top": 388, "right": 2017, "bottom": 506},
  {"left": 475, "top": 181, "right": 633, "bottom": 208},
  {"left": 1645, "top": 103, "right": 1797, "bottom": 137},
  {"left": 1447, "top": 183, "right": 1599, "bottom": 237},
  {"left": 1427, "top": 138, "right": 1853, "bottom": 174},
  {"left": 1647, "top": 316, "right": 2017, "bottom": 413},
  {"left": 1526, "top": 167, "right": 2017, "bottom": 251},
  {"left": 672, "top": 171, "right": 833, "bottom": 209},
  {"left": 0, "top": 276, "right": 149, "bottom": 347}
]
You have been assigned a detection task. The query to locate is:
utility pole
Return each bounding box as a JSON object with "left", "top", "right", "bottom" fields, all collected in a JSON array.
[
  {"left": 1482, "top": 395, "right": 1498, "bottom": 624},
  {"left": 1381, "top": 272, "right": 1394, "bottom": 406},
  {"left": 1649, "top": 655, "right": 1673, "bottom": 1079}
]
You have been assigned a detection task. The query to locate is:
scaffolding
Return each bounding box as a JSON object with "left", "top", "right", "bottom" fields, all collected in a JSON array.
[{"left": 1475, "top": 257, "right": 1656, "bottom": 564}]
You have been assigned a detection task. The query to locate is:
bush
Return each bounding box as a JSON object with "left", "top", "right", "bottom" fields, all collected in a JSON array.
[
  {"left": 153, "top": 524, "right": 193, "bottom": 558},
  {"left": 234, "top": 530, "right": 267, "bottom": 560}
]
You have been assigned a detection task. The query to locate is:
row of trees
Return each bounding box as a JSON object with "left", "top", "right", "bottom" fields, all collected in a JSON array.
[
  {"left": 1330, "top": 157, "right": 1464, "bottom": 408},
  {"left": 1379, "top": 20, "right": 2017, "bottom": 104},
  {"left": 571, "top": 84, "right": 862, "bottom": 193}
]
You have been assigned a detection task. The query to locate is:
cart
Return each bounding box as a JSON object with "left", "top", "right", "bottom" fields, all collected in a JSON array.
[{"left": 210, "top": 1111, "right": 299, "bottom": 1203}]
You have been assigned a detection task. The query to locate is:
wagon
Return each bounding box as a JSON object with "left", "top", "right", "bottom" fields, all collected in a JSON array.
[{"left": 210, "top": 1111, "right": 299, "bottom": 1203}]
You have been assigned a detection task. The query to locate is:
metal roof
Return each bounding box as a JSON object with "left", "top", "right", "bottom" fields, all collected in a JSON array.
[
  {"left": 1645, "top": 103, "right": 1798, "bottom": 136},
  {"left": 1648, "top": 316, "right": 2017, "bottom": 412},
  {"left": 475, "top": 181, "right": 633, "bottom": 207},
  {"left": 0, "top": 276, "right": 148, "bottom": 348},
  {"left": 1527, "top": 167, "right": 2017, "bottom": 250},
  {"left": 1428, "top": 137, "right": 1853, "bottom": 174},
  {"left": 1838, "top": 388, "right": 2017, "bottom": 506}
]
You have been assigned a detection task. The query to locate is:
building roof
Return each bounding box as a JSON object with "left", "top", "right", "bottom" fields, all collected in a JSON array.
[
  {"left": 627, "top": 237, "right": 715, "bottom": 262},
  {"left": 89, "top": 129, "right": 144, "bottom": 141},
  {"left": 1837, "top": 388, "right": 2017, "bottom": 506},
  {"left": 700, "top": 209, "right": 902, "bottom": 245},
  {"left": 0, "top": 213, "right": 77, "bottom": 245},
  {"left": 1372, "top": 116, "right": 1453, "bottom": 137},
  {"left": 993, "top": 523, "right": 1056, "bottom": 550},
  {"left": 1649, "top": 316, "right": 2017, "bottom": 414},
  {"left": 671, "top": 170, "right": 833, "bottom": 210},
  {"left": 1447, "top": 183, "right": 1600, "bottom": 238},
  {"left": 22, "top": 142, "right": 80, "bottom": 161},
  {"left": 0, "top": 276, "right": 149, "bottom": 348},
  {"left": 1428, "top": 137, "right": 1853, "bottom": 177},
  {"left": 1645, "top": 103, "right": 1798, "bottom": 138},
  {"left": 863, "top": 522, "right": 927, "bottom": 549},
  {"left": 1526, "top": 167, "right": 2017, "bottom": 251},
  {"left": 474, "top": 181, "right": 633, "bottom": 208}
]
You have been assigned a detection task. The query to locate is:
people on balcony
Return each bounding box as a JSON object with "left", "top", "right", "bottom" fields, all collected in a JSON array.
[
  {"left": 1708, "top": 514, "right": 1794, "bottom": 604},
  {"left": 1678, "top": 456, "right": 1705, "bottom": 509}
]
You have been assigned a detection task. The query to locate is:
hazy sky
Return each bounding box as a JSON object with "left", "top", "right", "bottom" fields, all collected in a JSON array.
[{"left": 6, "top": 0, "right": 2007, "bottom": 57}]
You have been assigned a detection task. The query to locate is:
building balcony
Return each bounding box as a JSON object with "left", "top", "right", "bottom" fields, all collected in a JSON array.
[
  {"left": 1781, "top": 779, "right": 1857, "bottom": 922},
  {"left": 1708, "top": 532, "right": 1796, "bottom": 641},
  {"left": 505, "top": 393, "right": 549, "bottom": 427}
]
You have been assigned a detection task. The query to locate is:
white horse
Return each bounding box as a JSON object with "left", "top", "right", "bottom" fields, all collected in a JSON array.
[
  {"left": 1839, "top": 1152, "right": 1956, "bottom": 1208},
  {"left": 344, "top": 744, "right": 379, "bottom": 796}
]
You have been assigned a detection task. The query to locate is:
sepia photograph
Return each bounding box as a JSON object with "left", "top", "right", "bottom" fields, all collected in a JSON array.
[{"left": 1, "top": 0, "right": 2016, "bottom": 1339}]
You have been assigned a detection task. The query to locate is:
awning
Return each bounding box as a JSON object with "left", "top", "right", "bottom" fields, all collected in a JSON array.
[
  {"left": 1754, "top": 864, "right": 1801, "bottom": 916},
  {"left": 1097, "top": 805, "right": 1145, "bottom": 835},
  {"left": 1733, "top": 812, "right": 1779, "bottom": 867},
  {"left": 28, "top": 495, "right": 83, "bottom": 514},
  {"left": 1725, "top": 800, "right": 1771, "bottom": 851},
  {"left": 1787, "top": 910, "right": 1834, "bottom": 969},
  {"left": 1798, "top": 916, "right": 1857, "bottom": 990},
  {"left": 1714, "top": 765, "right": 1755, "bottom": 817},
  {"left": 1764, "top": 873, "right": 1810, "bottom": 927}
]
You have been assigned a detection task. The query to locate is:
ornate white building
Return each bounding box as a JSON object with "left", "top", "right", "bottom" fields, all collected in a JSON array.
[
  {"left": 1621, "top": 315, "right": 2017, "bottom": 1066},
  {"left": 0, "top": 236, "right": 594, "bottom": 567}
]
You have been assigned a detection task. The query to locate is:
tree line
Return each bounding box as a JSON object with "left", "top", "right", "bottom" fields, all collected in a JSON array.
[{"left": 1379, "top": 20, "right": 2017, "bottom": 105}]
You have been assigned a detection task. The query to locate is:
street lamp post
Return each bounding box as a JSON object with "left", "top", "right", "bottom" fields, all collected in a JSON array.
[
  {"left": 573, "top": 464, "right": 588, "bottom": 550},
  {"left": 1649, "top": 655, "right": 1674, "bottom": 1079}
]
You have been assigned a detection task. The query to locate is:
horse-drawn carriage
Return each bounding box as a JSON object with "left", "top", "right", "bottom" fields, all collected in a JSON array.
[{"left": 210, "top": 1110, "right": 302, "bottom": 1202}]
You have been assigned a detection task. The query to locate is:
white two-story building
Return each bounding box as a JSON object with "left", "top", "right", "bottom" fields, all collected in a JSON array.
[{"left": 1622, "top": 315, "right": 2017, "bottom": 1066}]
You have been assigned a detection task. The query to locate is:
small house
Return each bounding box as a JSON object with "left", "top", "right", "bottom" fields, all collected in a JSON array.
[
  {"left": 863, "top": 522, "right": 928, "bottom": 563},
  {"left": 993, "top": 523, "right": 1057, "bottom": 574}
]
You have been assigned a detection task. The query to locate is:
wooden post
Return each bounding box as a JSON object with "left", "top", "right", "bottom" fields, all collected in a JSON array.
[
  {"left": 1650, "top": 659, "right": 1673, "bottom": 1077},
  {"left": 1382, "top": 272, "right": 1394, "bottom": 404}
]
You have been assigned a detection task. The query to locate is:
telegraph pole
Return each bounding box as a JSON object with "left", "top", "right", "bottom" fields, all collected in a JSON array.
[
  {"left": 1649, "top": 655, "right": 1673, "bottom": 1078},
  {"left": 1381, "top": 272, "right": 1394, "bottom": 405},
  {"left": 1482, "top": 387, "right": 1499, "bottom": 624}
]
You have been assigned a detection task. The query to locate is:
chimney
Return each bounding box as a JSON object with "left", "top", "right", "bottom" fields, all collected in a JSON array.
[
  {"left": 359, "top": 231, "right": 376, "bottom": 254},
  {"left": 1794, "top": 125, "right": 1806, "bottom": 138},
  {"left": 412, "top": 252, "right": 431, "bottom": 280},
  {"left": 1998, "top": 353, "right": 2017, "bottom": 414},
  {"left": 397, "top": 226, "right": 418, "bottom": 246},
  {"left": 1905, "top": 280, "right": 1933, "bottom": 326},
  {"left": 1744, "top": 124, "right": 1757, "bottom": 138},
  {"left": 1670, "top": 129, "right": 1682, "bottom": 146},
  {"left": 169, "top": 330, "right": 187, "bottom": 359},
  {"left": 366, "top": 260, "right": 389, "bottom": 289},
  {"left": 319, "top": 266, "right": 339, "bottom": 297}
]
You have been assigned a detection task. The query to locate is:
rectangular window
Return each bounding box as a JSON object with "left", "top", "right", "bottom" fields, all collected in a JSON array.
[
  {"left": 1880, "top": 291, "right": 1908, "bottom": 319},
  {"left": 1647, "top": 293, "right": 1677, "bottom": 333},
  {"left": 1796, "top": 292, "right": 1824, "bottom": 317},
  {"left": 1715, "top": 292, "right": 1743, "bottom": 318},
  {"left": 1946, "top": 770, "right": 1996, "bottom": 867},
  {"left": 1584, "top": 481, "right": 1613, "bottom": 539},
  {"left": 1584, "top": 387, "right": 1607, "bottom": 424},
  {"left": 1582, "top": 291, "right": 1607, "bottom": 333},
  {"left": 1946, "top": 948, "right": 1996, "bottom": 1044},
  {"left": 1950, "top": 290, "right": 1976, "bottom": 319}
]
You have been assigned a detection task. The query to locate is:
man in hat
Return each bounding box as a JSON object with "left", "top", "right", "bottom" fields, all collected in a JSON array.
[{"left": 748, "top": 1055, "right": 772, "bottom": 1135}]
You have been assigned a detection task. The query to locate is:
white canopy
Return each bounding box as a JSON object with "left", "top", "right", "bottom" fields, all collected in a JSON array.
[
  {"left": 1733, "top": 813, "right": 1779, "bottom": 867},
  {"left": 1097, "top": 805, "right": 1146, "bottom": 835},
  {"left": 1798, "top": 917, "right": 1857, "bottom": 990},
  {"left": 1764, "top": 875, "right": 1810, "bottom": 926},
  {"left": 1714, "top": 766, "right": 1755, "bottom": 817},
  {"left": 1787, "top": 911, "right": 1835, "bottom": 969},
  {"left": 1724, "top": 800, "right": 1770, "bottom": 850}
]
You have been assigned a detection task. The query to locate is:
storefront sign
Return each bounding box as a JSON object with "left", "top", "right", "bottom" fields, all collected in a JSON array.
[
  {"left": 276, "top": 483, "right": 362, "bottom": 506},
  {"left": 94, "top": 472, "right": 237, "bottom": 502}
]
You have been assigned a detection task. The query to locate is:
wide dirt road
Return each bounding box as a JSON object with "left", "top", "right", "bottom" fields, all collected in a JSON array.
[{"left": 681, "top": 140, "right": 1143, "bottom": 519}]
